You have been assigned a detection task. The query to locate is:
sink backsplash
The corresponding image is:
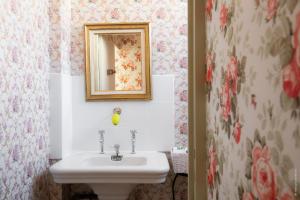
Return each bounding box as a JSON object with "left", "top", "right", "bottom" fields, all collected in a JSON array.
[
  {"left": 72, "top": 75, "right": 175, "bottom": 152},
  {"left": 49, "top": 75, "right": 175, "bottom": 158}
]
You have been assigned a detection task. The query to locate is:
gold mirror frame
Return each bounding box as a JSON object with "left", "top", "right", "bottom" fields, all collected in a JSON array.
[{"left": 84, "top": 22, "right": 152, "bottom": 101}]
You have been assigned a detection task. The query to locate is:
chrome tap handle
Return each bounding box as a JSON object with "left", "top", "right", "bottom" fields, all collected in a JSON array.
[
  {"left": 99, "top": 130, "right": 105, "bottom": 154},
  {"left": 114, "top": 144, "right": 120, "bottom": 156},
  {"left": 130, "top": 130, "right": 137, "bottom": 140},
  {"left": 130, "top": 130, "right": 137, "bottom": 154},
  {"left": 99, "top": 130, "right": 105, "bottom": 140}
]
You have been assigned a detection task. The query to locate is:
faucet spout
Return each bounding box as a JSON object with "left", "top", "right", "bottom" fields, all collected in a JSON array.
[{"left": 111, "top": 144, "right": 123, "bottom": 161}]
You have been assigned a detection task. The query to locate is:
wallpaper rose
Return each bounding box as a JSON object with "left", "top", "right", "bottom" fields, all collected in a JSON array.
[
  {"left": 49, "top": 0, "right": 72, "bottom": 74},
  {"left": 0, "top": 0, "right": 50, "bottom": 199},
  {"left": 206, "top": 0, "right": 300, "bottom": 199},
  {"left": 114, "top": 35, "right": 143, "bottom": 91}
]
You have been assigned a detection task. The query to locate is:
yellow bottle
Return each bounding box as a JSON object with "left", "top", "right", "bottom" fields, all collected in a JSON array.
[
  {"left": 112, "top": 107, "right": 122, "bottom": 126},
  {"left": 112, "top": 113, "right": 120, "bottom": 126}
]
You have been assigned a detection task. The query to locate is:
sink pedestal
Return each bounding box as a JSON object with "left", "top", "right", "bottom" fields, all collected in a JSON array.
[
  {"left": 89, "top": 183, "right": 136, "bottom": 200},
  {"left": 50, "top": 152, "right": 170, "bottom": 200}
]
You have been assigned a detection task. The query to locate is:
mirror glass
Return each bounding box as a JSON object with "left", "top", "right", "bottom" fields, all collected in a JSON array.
[
  {"left": 90, "top": 32, "right": 144, "bottom": 91},
  {"left": 85, "top": 23, "right": 151, "bottom": 100}
]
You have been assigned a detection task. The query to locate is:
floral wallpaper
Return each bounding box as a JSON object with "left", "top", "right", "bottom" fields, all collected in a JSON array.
[
  {"left": 49, "top": 0, "right": 72, "bottom": 74},
  {"left": 70, "top": 0, "right": 188, "bottom": 147},
  {"left": 114, "top": 34, "right": 143, "bottom": 91},
  {"left": 206, "top": 0, "right": 300, "bottom": 199},
  {"left": 0, "top": 0, "right": 50, "bottom": 199}
]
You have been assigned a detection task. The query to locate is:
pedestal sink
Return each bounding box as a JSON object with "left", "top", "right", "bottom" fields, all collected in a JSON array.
[{"left": 49, "top": 151, "right": 169, "bottom": 200}]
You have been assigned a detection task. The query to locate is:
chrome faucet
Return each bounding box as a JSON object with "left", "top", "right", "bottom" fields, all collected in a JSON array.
[
  {"left": 111, "top": 144, "right": 123, "bottom": 161},
  {"left": 130, "top": 130, "right": 137, "bottom": 154},
  {"left": 99, "top": 130, "right": 105, "bottom": 154}
]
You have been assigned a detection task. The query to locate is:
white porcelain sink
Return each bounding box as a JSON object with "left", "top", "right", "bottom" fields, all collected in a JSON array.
[
  {"left": 50, "top": 151, "right": 169, "bottom": 200},
  {"left": 82, "top": 156, "right": 147, "bottom": 167}
]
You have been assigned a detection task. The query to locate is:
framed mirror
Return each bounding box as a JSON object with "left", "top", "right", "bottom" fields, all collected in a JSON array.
[{"left": 84, "top": 23, "right": 152, "bottom": 100}]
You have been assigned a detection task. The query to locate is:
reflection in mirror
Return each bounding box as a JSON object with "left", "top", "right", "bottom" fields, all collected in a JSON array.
[
  {"left": 91, "top": 33, "right": 143, "bottom": 92},
  {"left": 85, "top": 23, "right": 151, "bottom": 100}
]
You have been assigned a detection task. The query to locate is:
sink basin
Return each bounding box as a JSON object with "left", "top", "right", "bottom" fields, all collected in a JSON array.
[
  {"left": 82, "top": 156, "right": 147, "bottom": 167},
  {"left": 50, "top": 151, "right": 169, "bottom": 200}
]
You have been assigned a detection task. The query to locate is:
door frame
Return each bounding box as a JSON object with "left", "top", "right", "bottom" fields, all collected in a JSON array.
[{"left": 188, "top": 0, "right": 207, "bottom": 199}]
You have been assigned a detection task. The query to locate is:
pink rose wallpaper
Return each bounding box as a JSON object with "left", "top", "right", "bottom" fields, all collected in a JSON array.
[
  {"left": 219, "top": 3, "right": 229, "bottom": 30},
  {"left": 0, "top": 0, "right": 50, "bottom": 199},
  {"left": 114, "top": 35, "right": 143, "bottom": 91},
  {"left": 251, "top": 145, "right": 276, "bottom": 200},
  {"left": 49, "top": 0, "right": 71, "bottom": 75},
  {"left": 266, "top": 0, "right": 278, "bottom": 21},
  {"left": 206, "top": 0, "right": 300, "bottom": 199},
  {"left": 206, "top": 51, "right": 215, "bottom": 101},
  {"left": 207, "top": 144, "right": 217, "bottom": 187},
  {"left": 206, "top": 0, "right": 214, "bottom": 21},
  {"left": 283, "top": 12, "right": 300, "bottom": 99}
]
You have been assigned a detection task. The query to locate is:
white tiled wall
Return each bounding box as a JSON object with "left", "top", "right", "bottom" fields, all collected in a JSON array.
[
  {"left": 49, "top": 75, "right": 175, "bottom": 158},
  {"left": 49, "top": 73, "right": 62, "bottom": 158},
  {"left": 49, "top": 73, "right": 73, "bottom": 159}
]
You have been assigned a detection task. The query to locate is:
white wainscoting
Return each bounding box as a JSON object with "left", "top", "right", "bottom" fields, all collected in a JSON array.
[{"left": 49, "top": 74, "right": 175, "bottom": 159}]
